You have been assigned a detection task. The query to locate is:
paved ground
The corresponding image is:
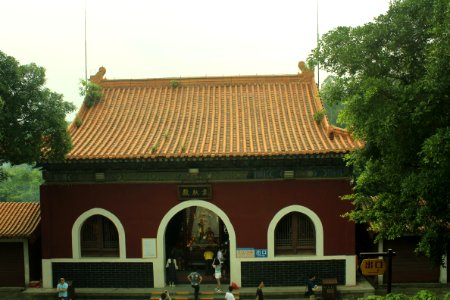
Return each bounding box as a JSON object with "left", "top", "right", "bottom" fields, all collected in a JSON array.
[{"left": 1, "top": 282, "right": 449, "bottom": 300}]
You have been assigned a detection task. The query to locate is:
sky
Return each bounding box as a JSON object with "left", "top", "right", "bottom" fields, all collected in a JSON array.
[{"left": 1, "top": 0, "right": 391, "bottom": 121}]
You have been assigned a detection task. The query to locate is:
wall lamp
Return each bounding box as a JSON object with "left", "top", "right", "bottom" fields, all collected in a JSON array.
[
  {"left": 283, "top": 170, "right": 295, "bottom": 179},
  {"left": 95, "top": 172, "right": 105, "bottom": 181},
  {"left": 188, "top": 168, "right": 199, "bottom": 175}
]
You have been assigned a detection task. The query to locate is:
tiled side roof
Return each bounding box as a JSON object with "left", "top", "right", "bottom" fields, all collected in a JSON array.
[
  {"left": 0, "top": 202, "right": 40, "bottom": 238},
  {"left": 68, "top": 63, "right": 362, "bottom": 161}
]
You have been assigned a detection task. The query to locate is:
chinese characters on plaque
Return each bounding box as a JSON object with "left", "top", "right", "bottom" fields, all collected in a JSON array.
[{"left": 178, "top": 185, "right": 212, "bottom": 200}]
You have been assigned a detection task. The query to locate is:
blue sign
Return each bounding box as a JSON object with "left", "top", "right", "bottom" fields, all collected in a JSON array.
[{"left": 255, "top": 249, "right": 268, "bottom": 258}]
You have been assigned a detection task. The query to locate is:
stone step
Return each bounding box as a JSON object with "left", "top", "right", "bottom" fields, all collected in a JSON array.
[{"left": 149, "top": 290, "right": 240, "bottom": 300}]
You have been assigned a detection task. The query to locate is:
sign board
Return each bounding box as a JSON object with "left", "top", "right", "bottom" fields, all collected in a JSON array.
[
  {"left": 360, "top": 258, "right": 386, "bottom": 276},
  {"left": 255, "top": 249, "right": 268, "bottom": 258},
  {"left": 236, "top": 248, "right": 255, "bottom": 258}
]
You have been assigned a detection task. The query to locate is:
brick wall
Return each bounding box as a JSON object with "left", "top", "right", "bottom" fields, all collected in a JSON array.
[
  {"left": 241, "top": 260, "right": 345, "bottom": 287},
  {"left": 52, "top": 262, "right": 153, "bottom": 288}
]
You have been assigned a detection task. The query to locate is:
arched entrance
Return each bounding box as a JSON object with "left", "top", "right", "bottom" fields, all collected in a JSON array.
[
  {"left": 165, "top": 207, "right": 229, "bottom": 284},
  {"left": 155, "top": 200, "right": 236, "bottom": 288}
]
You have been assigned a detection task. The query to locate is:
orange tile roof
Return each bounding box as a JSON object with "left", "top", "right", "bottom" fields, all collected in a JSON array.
[
  {"left": 68, "top": 62, "right": 362, "bottom": 161},
  {"left": 0, "top": 202, "right": 40, "bottom": 238}
]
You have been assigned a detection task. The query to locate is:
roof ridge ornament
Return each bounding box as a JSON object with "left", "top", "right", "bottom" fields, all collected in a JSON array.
[
  {"left": 90, "top": 66, "right": 106, "bottom": 84},
  {"left": 298, "top": 61, "right": 314, "bottom": 79}
]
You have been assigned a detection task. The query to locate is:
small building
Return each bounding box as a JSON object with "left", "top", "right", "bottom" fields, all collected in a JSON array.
[
  {"left": 41, "top": 62, "right": 363, "bottom": 288},
  {"left": 0, "top": 202, "right": 41, "bottom": 288}
]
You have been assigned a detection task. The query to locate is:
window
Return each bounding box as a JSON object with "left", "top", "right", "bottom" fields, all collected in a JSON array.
[
  {"left": 80, "top": 215, "right": 119, "bottom": 257},
  {"left": 275, "top": 212, "right": 315, "bottom": 255}
]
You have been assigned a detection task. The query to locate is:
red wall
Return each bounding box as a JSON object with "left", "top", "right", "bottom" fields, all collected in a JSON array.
[{"left": 40, "top": 180, "right": 355, "bottom": 258}]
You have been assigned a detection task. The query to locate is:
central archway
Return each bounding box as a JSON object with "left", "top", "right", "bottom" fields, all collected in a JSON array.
[{"left": 155, "top": 200, "right": 237, "bottom": 288}]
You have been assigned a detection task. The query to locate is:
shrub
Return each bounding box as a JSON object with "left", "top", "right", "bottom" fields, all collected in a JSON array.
[
  {"left": 412, "top": 290, "right": 437, "bottom": 300},
  {"left": 80, "top": 80, "right": 102, "bottom": 108},
  {"left": 313, "top": 109, "right": 326, "bottom": 125},
  {"left": 359, "top": 290, "right": 439, "bottom": 300},
  {"left": 170, "top": 80, "right": 180, "bottom": 88},
  {"left": 385, "top": 293, "right": 409, "bottom": 300},
  {"left": 74, "top": 116, "right": 82, "bottom": 128}
]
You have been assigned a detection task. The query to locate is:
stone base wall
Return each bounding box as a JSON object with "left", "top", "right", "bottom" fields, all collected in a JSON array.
[
  {"left": 52, "top": 262, "right": 154, "bottom": 288},
  {"left": 241, "top": 260, "right": 345, "bottom": 287}
]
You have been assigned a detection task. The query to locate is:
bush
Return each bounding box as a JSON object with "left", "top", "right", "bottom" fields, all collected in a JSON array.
[
  {"left": 80, "top": 80, "right": 102, "bottom": 108},
  {"left": 313, "top": 109, "right": 326, "bottom": 125},
  {"left": 385, "top": 293, "right": 409, "bottom": 300},
  {"left": 412, "top": 290, "right": 437, "bottom": 300},
  {"left": 359, "top": 290, "right": 438, "bottom": 300}
]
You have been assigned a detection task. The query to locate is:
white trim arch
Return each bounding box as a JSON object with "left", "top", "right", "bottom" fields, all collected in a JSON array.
[
  {"left": 154, "top": 200, "right": 236, "bottom": 288},
  {"left": 268, "top": 205, "right": 324, "bottom": 258},
  {"left": 71, "top": 208, "right": 126, "bottom": 259}
]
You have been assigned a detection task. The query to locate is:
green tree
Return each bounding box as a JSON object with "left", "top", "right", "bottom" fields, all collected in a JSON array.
[
  {"left": 320, "top": 76, "right": 345, "bottom": 127},
  {"left": 0, "top": 51, "right": 75, "bottom": 165},
  {"left": 0, "top": 163, "right": 43, "bottom": 202},
  {"left": 308, "top": 0, "right": 449, "bottom": 265}
]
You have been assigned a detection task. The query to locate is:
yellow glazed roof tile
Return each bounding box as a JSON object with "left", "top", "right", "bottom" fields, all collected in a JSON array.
[
  {"left": 68, "top": 62, "right": 362, "bottom": 161},
  {"left": 0, "top": 202, "right": 40, "bottom": 238}
]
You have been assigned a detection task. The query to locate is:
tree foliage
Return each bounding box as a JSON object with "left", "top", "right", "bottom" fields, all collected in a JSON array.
[
  {"left": 308, "top": 0, "right": 449, "bottom": 265},
  {"left": 320, "top": 76, "right": 345, "bottom": 127},
  {"left": 0, "top": 163, "right": 43, "bottom": 202},
  {"left": 0, "top": 51, "right": 75, "bottom": 164}
]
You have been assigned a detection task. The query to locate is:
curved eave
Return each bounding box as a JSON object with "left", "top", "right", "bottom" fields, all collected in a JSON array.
[{"left": 61, "top": 151, "right": 353, "bottom": 164}]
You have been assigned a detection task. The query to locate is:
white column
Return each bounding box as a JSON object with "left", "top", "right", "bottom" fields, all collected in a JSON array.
[
  {"left": 346, "top": 256, "right": 356, "bottom": 285},
  {"left": 230, "top": 259, "right": 241, "bottom": 287},
  {"left": 42, "top": 259, "right": 53, "bottom": 288},
  {"left": 153, "top": 258, "right": 165, "bottom": 288}
]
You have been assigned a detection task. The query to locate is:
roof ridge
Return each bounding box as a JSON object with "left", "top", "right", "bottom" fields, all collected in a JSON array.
[{"left": 87, "top": 61, "right": 316, "bottom": 89}]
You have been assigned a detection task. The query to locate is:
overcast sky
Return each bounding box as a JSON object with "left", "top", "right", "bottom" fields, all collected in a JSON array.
[{"left": 1, "top": 0, "right": 391, "bottom": 121}]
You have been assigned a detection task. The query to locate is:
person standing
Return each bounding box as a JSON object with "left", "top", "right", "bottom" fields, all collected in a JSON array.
[
  {"left": 224, "top": 285, "right": 235, "bottom": 300},
  {"left": 56, "top": 277, "right": 68, "bottom": 300},
  {"left": 212, "top": 256, "right": 222, "bottom": 292},
  {"left": 306, "top": 274, "right": 319, "bottom": 300},
  {"left": 203, "top": 248, "right": 214, "bottom": 277},
  {"left": 255, "top": 281, "right": 264, "bottom": 300},
  {"left": 166, "top": 256, "right": 178, "bottom": 287},
  {"left": 187, "top": 270, "right": 203, "bottom": 300},
  {"left": 217, "top": 246, "right": 226, "bottom": 279}
]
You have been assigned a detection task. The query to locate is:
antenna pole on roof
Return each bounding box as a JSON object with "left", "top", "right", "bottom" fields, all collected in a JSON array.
[
  {"left": 84, "top": 1, "right": 88, "bottom": 92},
  {"left": 316, "top": 0, "right": 320, "bottom": 89}
]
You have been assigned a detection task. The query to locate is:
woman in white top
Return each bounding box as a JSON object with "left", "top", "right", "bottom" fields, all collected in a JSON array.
[{"left": 212, "top": 257, "right": 222, "bottom": 292}]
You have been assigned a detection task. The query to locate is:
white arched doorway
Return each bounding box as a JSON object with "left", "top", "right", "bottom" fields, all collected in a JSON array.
[{"left": 154, "top": 200, "right": 236, "bottom": 288}]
